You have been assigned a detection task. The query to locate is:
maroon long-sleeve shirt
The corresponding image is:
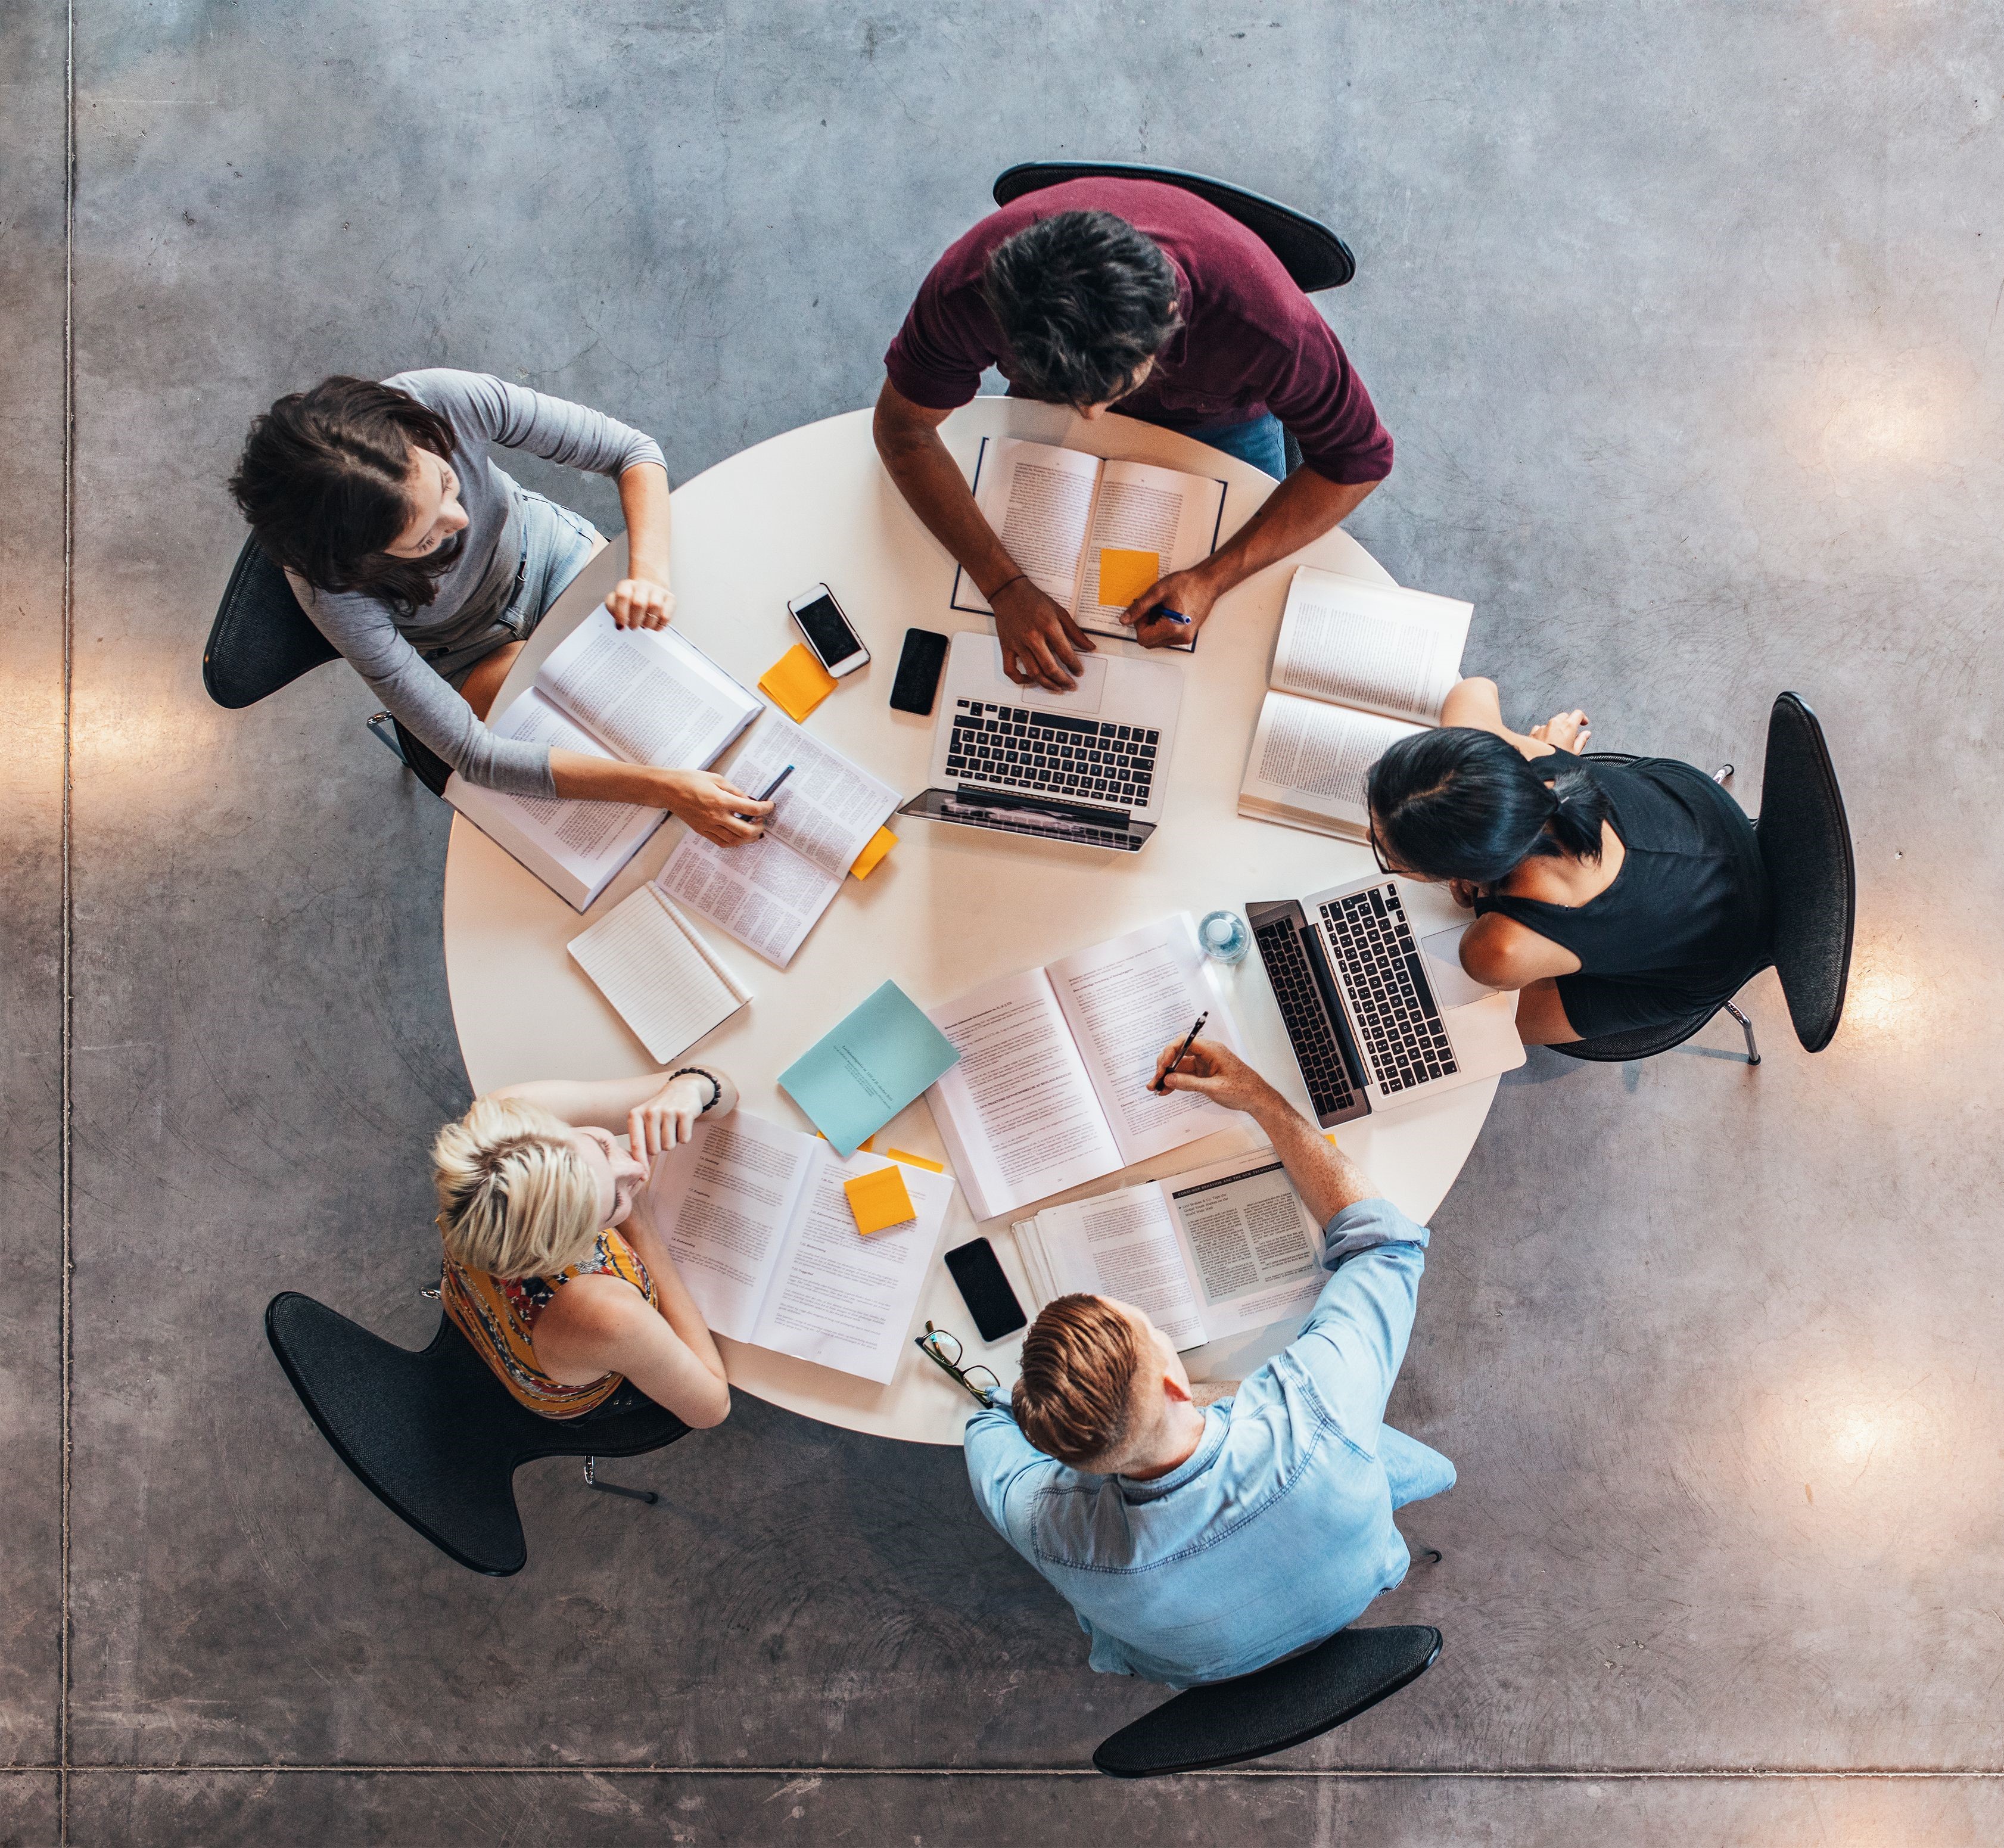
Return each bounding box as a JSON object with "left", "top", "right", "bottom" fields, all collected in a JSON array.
[{"left": 884, "top": 176, "right": 1393, "bottom": 486}]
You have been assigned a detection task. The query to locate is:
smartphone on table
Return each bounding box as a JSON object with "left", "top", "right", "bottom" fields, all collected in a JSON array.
[
  {"left": 889, "top": 627, "right": 950, "bottom": 715},
  {"left": 944, "top": 1237, "right": 1028, "bottom": 1343},
  {"left": 788, "top": 583, "right": 870, "bottom": 677}
]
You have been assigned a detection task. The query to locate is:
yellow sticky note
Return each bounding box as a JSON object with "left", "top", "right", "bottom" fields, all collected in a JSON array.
[
  {"left": 816, "top": 1132, "right": 876, "bottom": 1152},
  {"left": 885, "top": 1147, "right": 945, "bottom": 1173},
  {"left": 758, "top": 643, "right": 839, "bottom": 723},
  {"left": 848, "top": 825, "right": 897, "bottom": 881},
  {"left": 844, "top": 1163, "right": 917, "bottom": 1236},
  {"left": 1098, "top": 547, "right": 1161, "bottom": 608}
]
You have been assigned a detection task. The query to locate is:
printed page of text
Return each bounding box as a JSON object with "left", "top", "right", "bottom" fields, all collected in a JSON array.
[
  {"left": 726, "top": 710, "right": 899, "bottom": 880},
  {"left": 925, "top": 967, "right": 1123, "bottom": 1222},
  {"left": 1042, "top": 1185, "right": 1206, "bottom": 1352},
  {"left": 1268, "top": 568, "right": 1472, "bottom": 725},
  {"left": 654, "top": 829, "right": 838, "bottom": 969},
  {"left": 1046, "top": 914, "right": 1249, "bottom": 1168},
  {"left": 955, "top": 438, "right": 1100, "bottom": 612},
  {"left": 751, "top": 1151, "right": 956, "bottom": 1384},
  {"left": 1073, "top": 458, "right": 1225, "bottom": 639},
  {"left": 1163, "top": 1153, "right": 1325, "bottom": 1343},
  {"left": 639, "top": 1110, "right": 816, "bottom": 1343},
  {"left": 1239, "top": 690, "right": 1423, "bottom": 838},
  {"left": 537, "top": 606, "right": 756, "bottom": 770}
]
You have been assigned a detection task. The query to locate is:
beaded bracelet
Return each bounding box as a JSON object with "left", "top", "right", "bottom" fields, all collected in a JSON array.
[{"left": 668, "top": 1066, "right": 723, "bottom": 1112}]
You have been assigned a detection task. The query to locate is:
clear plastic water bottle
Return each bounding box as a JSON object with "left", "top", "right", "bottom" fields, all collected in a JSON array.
[{"left": 1199, "top": 909, "right": 1250, "bottom": 965}]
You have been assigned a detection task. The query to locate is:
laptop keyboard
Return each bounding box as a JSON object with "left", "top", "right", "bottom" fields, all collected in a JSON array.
[
  {"left": 1253, "top": 917, "right": 1359, "bottom": 1120},
  {"left": 947, "top": 701, "right": 1160, "bottom": 810},
  {"left": 1318, "top": 886, "right": 1459, "bottom": 1095}
]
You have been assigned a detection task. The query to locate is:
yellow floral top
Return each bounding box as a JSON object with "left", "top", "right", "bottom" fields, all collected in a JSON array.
[{"left": 441, "top": 1228, "right": 657, "bottom": 1420}]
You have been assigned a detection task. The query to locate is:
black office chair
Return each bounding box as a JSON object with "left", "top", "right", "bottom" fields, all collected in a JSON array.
[
  {"left": 264, "top": 1290, "right": 689, "bottom": 1576},
  {"left": 203, "top": 534, "right": 453, "bottom": 797},
  {"left": 1552, "top": 693, "right": 1854, "bottom": 1066},
  {"left": 992, "top": 161, "right": 1356, "bottom": 479},
  {"left": 1093, "top": 1624, "right": 1442, "bottom": 1778}
]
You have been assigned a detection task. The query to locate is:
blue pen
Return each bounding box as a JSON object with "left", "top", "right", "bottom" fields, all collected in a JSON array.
[{"left": 1155, "top": 605, "right": 1193, "bottom": 626}]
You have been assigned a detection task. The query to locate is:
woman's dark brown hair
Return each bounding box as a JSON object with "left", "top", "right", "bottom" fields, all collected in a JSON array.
[{"left": 229, "top": 377, "right": 460, "bottom": 614}]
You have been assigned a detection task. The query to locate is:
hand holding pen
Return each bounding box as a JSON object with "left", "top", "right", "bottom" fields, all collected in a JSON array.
[
  {"left": 1153, "top": 1010, "right": 1208, "bottom": 1093},
  {"left": 735, "top": 763, "right": 793, "bottom": 823}
]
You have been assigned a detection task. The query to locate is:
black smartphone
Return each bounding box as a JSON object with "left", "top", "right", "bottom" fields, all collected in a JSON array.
[
  {"left": 943, "top": 1237, "right": 1028, "bottom": 1343},
  {"left": 889, "top": 627, "right": 951, "bottom": 715}
]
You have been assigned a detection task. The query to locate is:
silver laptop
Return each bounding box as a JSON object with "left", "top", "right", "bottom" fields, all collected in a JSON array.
[
  {"left": 898, "top": 633, "right": 1184, "bottom": 854},
  {"left": 1249, "top": 874, "right": 1524, "bottom": 1120}
]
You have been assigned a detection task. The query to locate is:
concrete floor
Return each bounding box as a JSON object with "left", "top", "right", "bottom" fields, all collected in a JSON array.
[{"left": 4, "top": 2, "right": 2002, "bottom": 1843}]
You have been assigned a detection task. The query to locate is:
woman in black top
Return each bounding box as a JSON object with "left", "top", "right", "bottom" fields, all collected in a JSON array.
[{"left": 1365, "top": 679, "right": 1770, "bottom": 1046}]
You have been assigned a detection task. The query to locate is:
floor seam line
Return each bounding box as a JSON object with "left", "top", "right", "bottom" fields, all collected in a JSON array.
[
  {"left": 57, "top": 1, "right": 77, "bottom": 1843},
  {"left": 36, "top": 1766, "right": 2004, "bottom": 1780}
]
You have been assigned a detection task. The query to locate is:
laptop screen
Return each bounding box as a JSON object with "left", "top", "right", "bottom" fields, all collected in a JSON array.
[{"left": 898, "top": 788, "right": 1155, "bottom": 854}]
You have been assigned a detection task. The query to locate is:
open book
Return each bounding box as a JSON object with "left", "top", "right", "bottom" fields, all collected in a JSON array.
[
  {"left": 639, "top": 1110, "right": 954, "bottom": 1385},
  {"left": 1238, "top": 567, "right": 1474, "bottom": 841},
  {"left": 655, "top": 711, "right": 900, "bottom": 968},
  {"left": 567, "top": 886, "right": 750, "bottom": 1063},
  {"left": 1012, "top": 1148, "right": 1328, "bottom": 1352},
  {"left": 446, "top": 607, "right": 761, "bottom": 910},
  {"left": 924, "top": 914, "right": 1256, "bottom": 1224},
  {"left": 950, "top": 438, "right": 1227, "bottom": 649}
]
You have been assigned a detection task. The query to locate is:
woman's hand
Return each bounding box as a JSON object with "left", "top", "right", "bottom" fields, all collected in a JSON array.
[
  {"left": 606, "top": 573, "right": 674, "bottom": 630},
  {"left": 627, "top": 1072, "right": 714, "bottom": 1159},
  {"left": 657, "top": 770, "right": 774, "bottom": 846},
  {"left": 1529, "top": 708, "right": 1591, "bottom": 754},
  {"left": 1121, "top": 562, "right": 1222, "bottom": 650},
  {"left": 1151, "top": 1036, "right": 1278, "bottom": 1115}
]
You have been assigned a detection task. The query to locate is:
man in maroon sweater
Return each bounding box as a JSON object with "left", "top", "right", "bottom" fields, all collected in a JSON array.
[{"left": 875, "top": 176, "right": 1393, "bottom": 690}]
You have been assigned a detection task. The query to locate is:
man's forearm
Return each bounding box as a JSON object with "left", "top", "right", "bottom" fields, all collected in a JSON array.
[
  {"left": 1202, "top": 469, "right": 1379, "bottom": 594},
  {"left": 1244, "top": 1081, "right": 1378, "bottom": 1226},
  {"left": 874, "top": 414, "right": 1022, "bottom": 596}
]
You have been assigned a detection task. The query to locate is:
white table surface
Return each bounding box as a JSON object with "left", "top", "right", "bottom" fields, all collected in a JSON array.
[{"left": 441, "top": 397, "right": 1495, "bottom": 1446}]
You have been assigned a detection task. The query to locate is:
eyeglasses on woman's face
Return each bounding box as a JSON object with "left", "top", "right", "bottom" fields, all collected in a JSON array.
[{"left": 914, "top": 1321, "right": 1001, "bottom": 1405}]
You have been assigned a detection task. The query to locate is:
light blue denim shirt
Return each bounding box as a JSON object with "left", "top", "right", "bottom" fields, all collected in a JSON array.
[{"left": 964, "top": 1197, "right": 1454, "bottom": 1688}]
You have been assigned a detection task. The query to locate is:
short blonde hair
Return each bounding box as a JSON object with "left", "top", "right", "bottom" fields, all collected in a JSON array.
[{"left": 432, "top": 1096, "right": 602, "bottom": 1280}]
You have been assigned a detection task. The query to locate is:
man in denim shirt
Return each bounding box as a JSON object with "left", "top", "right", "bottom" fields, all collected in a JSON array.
[{"left": 964, "top": 1037, "right": 1455, "bottom": 1688}]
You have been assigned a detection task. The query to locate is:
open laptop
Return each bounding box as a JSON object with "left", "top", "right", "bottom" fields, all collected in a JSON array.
[
  {"left": 898, "top": 633, "right": 1184, "bottom": 854},
  {"left": 1249, "top": 875, "right": 1525, "bottom": 1124}
]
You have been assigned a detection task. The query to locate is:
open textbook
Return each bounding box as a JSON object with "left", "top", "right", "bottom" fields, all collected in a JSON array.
[
  {"left": 924, "top": 914, "right": 1258, "bottom": 1224},
  {"left": 949, "top": 438, "right": 1227, "bottom": 649},
  {"left": 639, "top": 1110, "right": 954, "bottom": 1385},
  {"left": 1238, "top": 567, "right": 1474, "bottom": 841},
  {"left": 446, "top": 607, "right": 762, "bottom": 910},
  {"left": 1012, "top": 1148, "right": 1328, "bottom": 1353},
  {"left": 567, "top": 886, "right": 751, "bottom": 1063},
  {"left": 655, "top": 712, "right": 900, "bottom": 968}
]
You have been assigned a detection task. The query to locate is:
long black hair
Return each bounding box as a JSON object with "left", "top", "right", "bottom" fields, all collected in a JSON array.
[
  {"left": 1367, "top": 728, "right": 1611, "bottom": 886},
  {"left": 982, "top": 210, "right": 1182, "bottom": 408},
  {"left": 229, "top": 377, "right": 460, "bottom": 614}
]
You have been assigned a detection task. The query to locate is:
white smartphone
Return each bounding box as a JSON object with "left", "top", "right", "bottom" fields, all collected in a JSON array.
[{"left": 788, "top": 583, "right": 870, "bottom": 677}]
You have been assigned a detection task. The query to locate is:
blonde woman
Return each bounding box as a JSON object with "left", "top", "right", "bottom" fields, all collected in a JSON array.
[{"left": 433, "top": 1068, "right": 736, "bottom": 1429}]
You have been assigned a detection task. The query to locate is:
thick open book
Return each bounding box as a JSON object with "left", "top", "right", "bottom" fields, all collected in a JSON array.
[
  {"left": 638, "top": 1110, "right": 955, "bottom": 1385},
  {"left": 567, "top": 886, "right": 750, "bottom": 1063},
  {"left": 654, "top": 711, "right": 900, "bottom": 968},
  {"left": 1012, "top": 1148, "right": 1328, "bottom": 1352},
  {"left": 924, "top": 914, "right": 1256, "bottom": 1224},
  {"left": 1238, "top": 567, "right": 1474, "bottom": 841},
  {"left": 950, "top": 438, "right": 1227, "bottom": 649},
  {"left": 446, "top": 607, "right": 761, "bottom": 910}
]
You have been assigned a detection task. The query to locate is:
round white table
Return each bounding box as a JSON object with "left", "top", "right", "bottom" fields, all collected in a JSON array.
[{"left": 442, "top": 398, "right": 1495, "bottom": 1445}]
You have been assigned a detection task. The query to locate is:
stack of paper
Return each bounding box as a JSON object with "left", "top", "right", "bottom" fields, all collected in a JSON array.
[{"left": 567, "top": 888, "right": 750, "bottom": 1063}]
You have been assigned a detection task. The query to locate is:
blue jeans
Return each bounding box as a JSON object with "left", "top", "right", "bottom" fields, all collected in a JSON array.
[
  {"left": 1181, "top": 411, "right": 1287, "bottom": 480},
  {"left": 443, "top": 490, "right": 601, "bottom": 686},
  {"left": 1380, "top": 1424, "right": 1458, "bottom": 1508}
]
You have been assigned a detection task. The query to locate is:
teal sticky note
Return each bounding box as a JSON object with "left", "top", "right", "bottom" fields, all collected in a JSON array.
[{"left": 778, "top": 981, "right": 960, "bottom": 1158}]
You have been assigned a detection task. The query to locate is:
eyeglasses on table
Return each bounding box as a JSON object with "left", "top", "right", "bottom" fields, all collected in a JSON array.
[{"left": 914, "top": 1321, "right": 1001, "bottom": 1405}]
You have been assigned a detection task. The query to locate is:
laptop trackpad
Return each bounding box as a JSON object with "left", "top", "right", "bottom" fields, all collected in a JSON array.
[
  {"left": 1421, "top": 925, "right": 1496, "bottom": 1009},
  {"left": 1019, "top": 655, "right": 1108, "bottom": 715}
]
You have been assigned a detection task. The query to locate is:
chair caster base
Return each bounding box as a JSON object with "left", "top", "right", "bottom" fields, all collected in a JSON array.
[{"left": 583, "top": 1457, "right": 659, "bottom": 1505}]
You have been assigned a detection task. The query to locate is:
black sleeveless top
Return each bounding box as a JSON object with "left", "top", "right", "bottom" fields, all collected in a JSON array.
[{"left": 1473, "top": 758, "right": 1770, "bottom": 1015}]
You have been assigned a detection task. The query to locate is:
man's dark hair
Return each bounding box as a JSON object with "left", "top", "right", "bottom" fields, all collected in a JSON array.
[{"left": 981, "top": 210, "right": 1181, "bottom": 408}]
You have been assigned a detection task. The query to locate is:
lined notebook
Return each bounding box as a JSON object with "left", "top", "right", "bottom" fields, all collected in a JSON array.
[{"left": 567, "top": 886, "right": 751, "bottom": 1063}]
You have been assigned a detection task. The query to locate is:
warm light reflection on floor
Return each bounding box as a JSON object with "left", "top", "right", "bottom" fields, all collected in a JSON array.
[{"left": 1801, "top": 349, "right": 1976, "bottom": 481}]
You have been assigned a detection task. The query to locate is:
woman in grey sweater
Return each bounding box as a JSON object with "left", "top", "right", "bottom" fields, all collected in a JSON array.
[{"left": 229, "top": 371, "right": 771, "bottom": 845}]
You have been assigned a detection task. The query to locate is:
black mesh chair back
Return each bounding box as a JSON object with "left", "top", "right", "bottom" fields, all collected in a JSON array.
[
  {"left": 1754, "top": 693, "right": 1854, "bottom": 1053},
  {"left": 1093, "top": 1624, "right": 1441, "bottom": 1778},
  {"left": 203, "top": 535, "right": 340, "bottom": 708},
  {"left": 204, "top": 536, "right": 453, "bottom": 796},
  {"left": 992, "top": 161, "right": 1355, "bottom": 292},
  {"left": 264, "top": 1291, "right": 688, "bottom": 1576}
]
